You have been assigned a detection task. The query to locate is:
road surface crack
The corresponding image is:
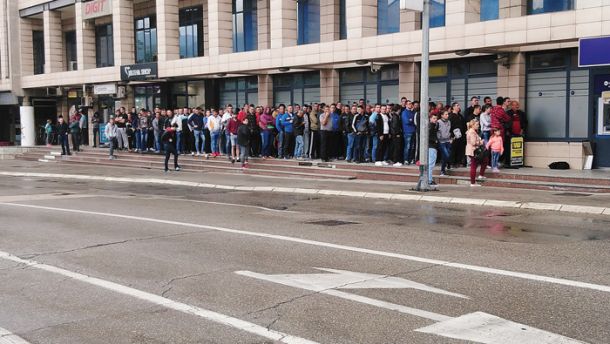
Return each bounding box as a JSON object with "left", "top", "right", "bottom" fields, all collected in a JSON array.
[{"left": 160, "top": 268, "right": 233, "bottom": 298}]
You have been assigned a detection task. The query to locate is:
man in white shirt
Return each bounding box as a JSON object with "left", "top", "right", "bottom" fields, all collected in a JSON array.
[{"left": 221, "top": 104, "right": 234, "bottom": 157}]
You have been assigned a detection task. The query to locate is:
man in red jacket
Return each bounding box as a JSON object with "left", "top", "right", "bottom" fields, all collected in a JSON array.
[{"left": 490, "top": 97, "right": 511, "bottom": 138}]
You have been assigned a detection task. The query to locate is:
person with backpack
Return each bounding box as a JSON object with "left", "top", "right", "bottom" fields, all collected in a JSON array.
[
  {"left": 161, "top": 123, "right": 181, "bottom": 172},
  {"left": 466, "top": 120, "right": 488, "bottom": 186}
]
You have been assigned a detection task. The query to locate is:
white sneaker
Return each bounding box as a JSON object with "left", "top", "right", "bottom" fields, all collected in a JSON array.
[
  {"left": 470, "top": 183, "right": 481, "bottom": 187},
  {"left": 477, "top": 175, "right": 487, "bottom": 180},
  {"left": 393, "top": 162, "right": 403, "bottom": 167},
  {"left": 191, "top": 152, "right": 195, "bottom": 156},
  {"left": 381, "top": 161, "right": 389, "bottom": 166},
  {"left": 375, "top": 161, "right": 383, "bottom": 166}
]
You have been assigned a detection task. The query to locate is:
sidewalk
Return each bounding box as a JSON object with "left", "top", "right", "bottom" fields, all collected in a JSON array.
[{"left": 1, "top": 159, "right": 609, "bottom": 216}]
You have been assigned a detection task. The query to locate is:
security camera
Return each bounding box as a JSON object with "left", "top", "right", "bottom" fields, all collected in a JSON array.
[
  {"left": 370, "top": 62, "right": 382, "bottom": 73},
  {"left": 493, "top": 54, "right": 510, "bottom": 67}
]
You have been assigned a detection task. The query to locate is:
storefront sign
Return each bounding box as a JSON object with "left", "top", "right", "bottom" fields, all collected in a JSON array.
[
  {"left": 99, "top": 124, "right": 109, "bottom": 144},
  {"left": 120, "top": 63, "right": 158, "bottom": 81},
  {"left": 67, "top": 90, "right": 78, "bottom": 99},
  {"left": 82, "top": 0, "right": 112, "bottom": 20},
  {"left": 579, "top": 36, "right": 610, "bottom": 67},
  {"left": 510, "top": 136, "right": 524, "bottom": 167},
  {"left": 94, "top": 83, "right": 117, "bottom": 95},
  {"left": 594, "top": 75, "right": 610, "bottom": 94}
]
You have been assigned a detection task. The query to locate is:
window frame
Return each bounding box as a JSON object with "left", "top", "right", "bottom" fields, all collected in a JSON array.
[
  {"left": 527, "top": 0, "right": 574, "bottom": 15},
  {"left": 95, "top": 23, "right": 114, "bottom": 68},
  {"left": 377, "top": 0, "right": 400, "bottom": 35},
  {"left": 273, "top": 72, "right": 320, "bottom": 106},
  {"left": 33, "top": 30, "right": 45, "bottom": 75},
  {"left": 232, "top": 0, "right": 258, "bottom": 52},
  {"left": 64, "top": 30, "right": 77, "bottom": 71},
  {"left": 179, "top": 6, "right": 204, "bottom": 58},
  {"left": 339, "top": 65, "right": 399, "bottom": 105},
  {"left": 480, "top": 0, "right": 499, "bottom": 21},
  {"left": 297, "top": 0, "right": 321, "bottom": 45},
  {"left": 134, "top": 15, "right": 158, "bottom": 63}
]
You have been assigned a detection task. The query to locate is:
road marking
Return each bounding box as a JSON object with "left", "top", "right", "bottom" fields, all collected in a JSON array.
[
  {"left": 0, "top": 327, "right": 31, "bottom": 344},
  {"left": 235, "top": 268, "right": 467, "bottom": 298},
  {"left": 416, "top": 311, "right": 586, "bottom": 344},
  {"left": 240, "top": 269, "right": 587, "bottom": 343},
  {"left": 1, "top": 202, "right": 609, "bottom": 294},
  {"left": 0, "top": 251, "right": 319, "bottom": 344},
  {"left": 0, "top": 193, "right": 97, "bottom": 203}
]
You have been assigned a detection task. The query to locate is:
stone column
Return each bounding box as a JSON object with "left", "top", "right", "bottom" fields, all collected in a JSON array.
[
  {"left": 346, "top": 0, "right": 376, "bottom": 38},
  {"left": 320, "top": 69, "right": 339, "bottom": 104},
  {"left": 499, "top": 0, "right": 526, "bottom": 19},
  {"left": 320, "top": 0, "right": 340, "bottom": 42},
  {"left": 75, "top": 2, "right": 96, "bottom": 70},
  {"left": 113, "top": 0, "right": 134, "bottom": 66},
  {"left": 400, "top": 10, "right": 421, "bottom": 32},
  {"left": 445, "top": 0, "right": 479, "bottom": 25},
  {"left": 157, "top": 0, "right": 180, "bottom": 62},
  {"left": 257, "top": 74, "right": 273, "bottom": 107},
  {"left": 208, "top": 0, "right": 233, "bottom": 55},
  {"left": 43, "top": 10, "right": 64, "bottom": 73},
  {"left": 497, "top": 53, "right": 526, "bottom": 104},
  {"left": 19, "top": 18, "right": 34, "bottom": 76},
  {"left": 399, "top": 62, "right": 420, "bottom": 101},
  {"left": 270, "top": 0, "right": 297, "bottom": 48},
  {"left": 257, "top": 0, "right": 270, "bottom": 50}
]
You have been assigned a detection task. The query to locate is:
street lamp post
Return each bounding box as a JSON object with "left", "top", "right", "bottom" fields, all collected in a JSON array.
[{"left": 415, "top": 0, "right": 432, "bottom": 191}]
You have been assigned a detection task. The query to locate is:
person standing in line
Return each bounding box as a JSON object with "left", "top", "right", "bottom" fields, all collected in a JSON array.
[
  {"left": 44, "top": 119, "right": 53, "bottom": 147},
  {"left": 138, "top": 108, "right": 150, "bottom": 153},
  {"left": 480, "top": 104, "right": 492, "bottom": 146},
  {"left": 401, "top": 100, "right": 417, "bottom": 165},
  {"left": 69, "top": 115, "right": 81, "bottom": 152},
  {"left": 293, "top": 110, "right": 305, "bottom": 159},
  {"left": 281, "top": 105, "right": 295, "bottom": 159},
  {"left": 308, "top": 103, "right": 321, "bottom": 159},
  {"left": 237, "top": 116, "right": 251, "bottom": 168},
  {"left": 79, "top": 111, "right": 88, "bottom": 146},
  {"left": 352, "top": 105, "right": 368, "bottom": 163},
  {"left": 221, "top": 104, "right": 234, "bottom": 157},
  {"left": 259, "top": 107, "right": 275, "bottom": 159},
  {"left": 226, "top": 112, "right": 240, "bottom": 163},
  {"left": 436, "top": 110, "right": 452, "bottom": 176},
  {"left": 56, "top": 116, "right": 71, "bottom": 156},
  {"left": 390, "top": 104, "right": 403, "bottom": 167},
  {"left": 449, "top": 102, "right": 466, "bottom": 167},
  {"left": 375, "top": 105, "right": 391, "bottom": 166},
  {"left": 302, "top": 105, "right": 311, "bottom": 159},
  {"left": 248, "top": 105, "right": 260, "bottom": 157},
  {"left": 464, "top": 96, "right": 480, "bottom": 124},
  {"left": 105, "top": 117, "right": 118, "bottom": 160},
  {"left": 369, "top": 104, "right": 381, "bottom": 163},
  {"left": 91, "top": 112, "right": 101, "bottom": 148},
  {"left": 161, "top": 123, "right": 181, "bottom": 173},
  {"left": 319, "top": 105, "right": 332, "bottom": 162},
  {"left": 275, "top": 104, "right": 286, "bottom": 158},
  {"left": 344, "top": 105, "right": 356, "bottom": 163},
  {"left": 189, "top": 108, "right": 205, "bottom": 156},
  {"left": 115, "top": 109, "right": 129, "bottom": 151},
  {"left": 428, "top": 113, "right": 440, "bottom": 186},
  {"left": 207, "top": 109, "right": 222, "bottom": 157},
  {"left": 152, "top": 111, "right": 162, "bottom": 153},
  {"left": 171, "top": 109, "right": 184, "bottom": 154},
  {"left": 466, "top": 120, "right": 488, "bottom": 187}
]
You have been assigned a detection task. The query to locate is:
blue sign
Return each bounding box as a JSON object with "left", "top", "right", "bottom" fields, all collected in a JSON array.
[
  {"left": 579, "top": 36, "right": 610, "bottom": 67},
  {"left": 99, "top": 124, "right": 108, "bottom": 144},
  {"left": 594, "top": 75, "right": 610, "bottom": 94}
]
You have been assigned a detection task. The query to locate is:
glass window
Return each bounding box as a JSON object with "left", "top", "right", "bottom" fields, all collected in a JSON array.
[
  {"left": 95, "top": 24, "right": 114, "bottom": 68},
  {"left": 377, "top": 0, "right": 400, "bottom": 35},
  {"left": 340, "top": 69, "right": 363, "bottom": 84},
  {"left": 469, "top": 60, "right": 496, "bottom": 75},
  {"left": 430, "top": 64, "right": 448, "bottom": 78},
  {"left": 233, "top": 0, "right": 258, "bottom": 52},
  {"left": 569, "top": 70, "right": 589, "bottom": 138},
  {"left": 529, "top": 52, "right": 566, "bottom": 69},
  {"left": 339, "top": 0, "right": 346, "bottom": 39},
  {"left": 65, "top": 31, "right": 77, "bottom": 71},
  {"left": 430, "top": 0, "right": 446, "bottom": 28},
  {"left": 528, "top": 0, "right": 574, "bottom": 15},
  {"left": 381, "top": 66, "right": 399, "bottom": 81},
  {"left": 180, "top": 6, "right": 204, "bottom": 58},
  {"left": 219, "top": 77, "right": 258, "bottom": 107},
  {"left": 273, "top": 72, "right": 320, "bottom": 106},
  {"left": 134, "top": 85, "right": 163, "bottom": 111},
  {"left": 33, "top": 30, "right": 45, "bottom": 75},
  {"left": 297, "top": 0, "right": 320, "bottom": 45},
  {"left": 527, "top": 71, "right": 567, "bottom": 138},
  {"left": 135, "top": 16, "right": 157, "bottom": 63},
  {"left": 480, "top": 0, "right": 499, "bottom": 21},
  {"left": 339, "top": 66, "right": 399, "bottom": 105}
]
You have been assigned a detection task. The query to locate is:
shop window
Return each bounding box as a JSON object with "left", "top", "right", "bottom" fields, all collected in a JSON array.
[
  {"left": 430, "top": 0, "right": 446, "bottom": 28},
  {"left": 65, "top": 31, "right": 77, "bottom": 71},
  {"left": 180, "top": 6, "right": 204, "bottom": 58},
  {"left": 135, "top": 16, "right": 157, "bottom": 63},
  {"left": 219, "top": 77, "right": 258, "bottom": 108},
  {"left": 429, "top": 64, "right": 448, "bottom": 78},
  {"left": 134, "top": 85, "right": 163, "bottom": 111},
  {"left": 377, "top": 0, "right": 400, "bottom": 35},
  {"left": 273, "top": 72, "right": 320, "bottom": 106},
  {"left": 529, "top": 52, "right": 566, "bottom": 69},
  {"left": 96, "top": 24, "right": 114, "bottom": 67},
  {"left": 339, "top": 66, "right": 399, "bottom": 105},
  {"left": 33, "top": 31, "right": 45, "bottom": 75},
  {"left": 480, "top": 0, "right": 499, "bottom": 21},
  {"left": 297, "top": 0, "right": 320, "bottom": 45},
  {"left": 233, "top": 0, "right": 257, "bottom": 52},
  {"left": 171, "top": 81, "right": 205, "bottom": 108},
  {"left": 528, "top": 0, "right": 574, "bottom": 15}
]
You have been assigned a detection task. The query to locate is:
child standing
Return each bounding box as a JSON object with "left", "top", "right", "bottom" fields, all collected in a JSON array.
[{"left": 486, "top": 128, "right": 504, "bottom": 173}]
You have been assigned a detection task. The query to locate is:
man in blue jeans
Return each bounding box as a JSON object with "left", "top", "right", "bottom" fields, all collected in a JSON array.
[
  {"left": 401, "top": 100, "right": 417, "bottom": 165},
  {"left": 368, "top": 104, "right": 381, "bottom": 162},
  {"left": 345, "top": 105, "right": 357, "bottom": 162},
  {"left": 188, "top": 107, "right": 206, "bottom": 156}
]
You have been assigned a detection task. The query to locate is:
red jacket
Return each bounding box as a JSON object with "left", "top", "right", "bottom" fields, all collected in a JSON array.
[
  {"left": 490, "top": 106, "right": 511, "bottom": 136},
  {"left": 227, "top": 118, "right": 240, "bottom": 135}
]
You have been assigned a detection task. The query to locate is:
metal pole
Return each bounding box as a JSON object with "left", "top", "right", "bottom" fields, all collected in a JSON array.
[{"left": 416, "top": 0, "right": 431, "bottom": 191}]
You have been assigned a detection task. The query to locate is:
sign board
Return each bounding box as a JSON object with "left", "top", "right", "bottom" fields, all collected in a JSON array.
[
  {"left": 593, "top": 74, "right": 610, "bottom": 94},
  {"left": 94, "top": 83, "right": 117, "bottom": 95},
  {"left": 120, "top": 63, "right": 158, "bottom": 81},
  {"left": 82, "top": 0, "right": 112, "bottom": 20},
  {"left": 510, "top": 136, "right": 524, "bottom": 167},
  {"left": 67, "top": 90, "right": 78, "bottom": 99},
  {"left": 99, "top": 124, "right": 109, "bottom": 144},
  {"left": 400, "top": 0, "right": 423, "bottom": 12},
  {"left": 579, "top": 36, "right": 610, "bottom": 67}
]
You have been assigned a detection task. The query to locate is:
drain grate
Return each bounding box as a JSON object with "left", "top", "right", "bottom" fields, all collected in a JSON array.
[
  {"left": 554, "top": 192, "right": 592, "bottom": 197},
  {"left": 306, "top": 220, "right": 359, "bottom": 227}
]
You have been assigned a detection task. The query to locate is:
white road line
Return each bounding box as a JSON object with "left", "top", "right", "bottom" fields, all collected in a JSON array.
[
  {"left": 140, "top": 196, "right": 300, "bottom": 214},
  {"left": 0, "top": 251, "right": 319, "bottom": 344},
  {"left": 1, "top": 202, "right": 609, "bottom": 294},
  {"left": 0, "top": 327, "right": 31, "bottom": 344}
]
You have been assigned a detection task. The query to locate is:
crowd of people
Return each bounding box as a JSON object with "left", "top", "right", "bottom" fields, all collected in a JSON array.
[{"left": 49, "top": 95, "right": 526, "bottom": 183}]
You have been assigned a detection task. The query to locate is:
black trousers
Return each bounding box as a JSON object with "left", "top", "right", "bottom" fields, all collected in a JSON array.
[
  {"left": 377, "top": 134, "right": 389, "bottom": 162},
  {"left": 164, "top": 142, "right": 179, "bottom": 171},
  {"left": 283, "top": 132, "right": 294, "bottom": 158},
  {"left": 392, "top": 135, "right": 403, "bottom": 163},
  {"left": 320, "top": 131, "right": 331, "bottom": 162},
  {"left": 309, "top": 130, "right": 320, "bottom": 159}
]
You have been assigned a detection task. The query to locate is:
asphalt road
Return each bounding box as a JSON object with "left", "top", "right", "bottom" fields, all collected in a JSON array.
[{"left": 0, "top": 173, "right": 609, "bottom": 344}]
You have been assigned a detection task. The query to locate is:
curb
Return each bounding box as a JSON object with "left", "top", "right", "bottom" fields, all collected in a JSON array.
[{"left": 1, "top": 171, "right": 608, "bottom": 217}]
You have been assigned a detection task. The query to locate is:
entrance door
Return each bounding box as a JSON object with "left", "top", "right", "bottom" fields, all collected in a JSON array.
[{"left": 589, "top": 68, "right": 610, "bottom": 168}]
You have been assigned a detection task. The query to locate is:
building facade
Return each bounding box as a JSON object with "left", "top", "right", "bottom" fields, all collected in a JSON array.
[{"left": 1, "top": 0, "right": 610, "bottom": 168}]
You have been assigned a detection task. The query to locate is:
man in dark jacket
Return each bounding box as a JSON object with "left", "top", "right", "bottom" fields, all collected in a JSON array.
[
  {"left": 449, "top": 102, "right": 466, "bottom": 167},
  {"left": 56, "top": 116, "right": 71, "bottom": 155},
  {"left": 390, "top": 105, "right": 403, "bottom": 166},
  {"left": 161, "top": 123, "right": 181, "bottom": 172},
  {"left": 237, "top": 117, "right": 251, "bottom": 168}
]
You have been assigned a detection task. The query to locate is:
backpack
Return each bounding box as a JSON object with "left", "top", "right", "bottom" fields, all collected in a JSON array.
[{"left": 549, "top": 161, "right": 570, "bottom": 170}]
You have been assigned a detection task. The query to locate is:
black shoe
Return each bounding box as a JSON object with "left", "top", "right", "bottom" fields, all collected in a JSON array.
[{"left": 430, "top": 181, "right": 437, "bottom": 186}]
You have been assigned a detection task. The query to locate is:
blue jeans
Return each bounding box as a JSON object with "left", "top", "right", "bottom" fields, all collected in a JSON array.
[
  {"left": 60, "top": 134, "right": 70, "bottom": 155},
  {"left": 135, "top": 130, "right": 142, "bottom": 150},
  {"left": 176, "top": 131, "right": 183, "bottom": 154},
  {"left": 225, "top": 131, "right": 232, "bottom": 157},
  {"left": 193, "top": 129, "right": 205, "bottom": 154},
  {"left": 154, "top": 131, "right": 161, "bottom": 151},
  {"left": 139, "top": 129, "right": 148, "bottom": 151},
  {"left": 428, "top": 148, "right": 437, "bottom": 183},
  {"left": 364, "top": 135, "right": 370, "bottom": 160},
  {"left": 439, "top": 142, "right": 452, "bottom": 173},
  {"left": 294, "top": 135, "right": 304, "bottom": 158},
  {"left": 491, "top": 151, "right": 501, "bottom": 169},
  {"left": 261, "top": 130, "right": 273, "bottom": 157},
  {"left": 482, "top": 131, "right": 490, "bottom": 147},
  {"left": 277, "top": 130, "right": 284, "bottom": 158},
  {"left": 353, "top": 134, "right": 365, "bottom": 162},
  {"left": 210, "top": 131, "right": 220, "bottom": 154},
  {"left": 371, "top": 135, "right": 379, "bottom": 162},
  {"left": 346, "top": 133, "right": 355, "bottom": 161},
  {"left": 403, "top": 133, "right": 415, "bottom": 162}
]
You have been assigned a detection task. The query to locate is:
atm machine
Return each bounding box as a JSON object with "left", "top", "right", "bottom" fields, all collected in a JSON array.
[{"left": 600, "top": 91, "right": 610, "bottom": 136}]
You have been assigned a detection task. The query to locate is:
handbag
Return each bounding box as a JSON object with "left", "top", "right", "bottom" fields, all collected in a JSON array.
[{"left": 473, "top": 146, "right": 489, "bottom": 162}]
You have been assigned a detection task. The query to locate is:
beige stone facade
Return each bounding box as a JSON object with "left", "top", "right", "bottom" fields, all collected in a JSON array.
[{"left": 1, "top": 0, "right": 610, "bottom": 168}]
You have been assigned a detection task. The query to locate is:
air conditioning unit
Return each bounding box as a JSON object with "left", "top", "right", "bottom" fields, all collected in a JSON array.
[
  {"left": 68, "top": 61, "right": 78, "bottom": 71},
  {"left": 116, "top": 86, "right": 126, "bottom": 99},
  {"left": 46, "top": 87, "right": 62, "bottom": 97}
]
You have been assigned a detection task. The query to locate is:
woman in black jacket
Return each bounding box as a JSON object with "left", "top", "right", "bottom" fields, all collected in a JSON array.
[{"left": 389, "top": 105, "right": 404, "bottom": 166}]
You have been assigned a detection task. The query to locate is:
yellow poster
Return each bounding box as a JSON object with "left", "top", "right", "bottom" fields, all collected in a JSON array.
[{"left": 510, "top": 136, "right": 524, "bottom": 166}]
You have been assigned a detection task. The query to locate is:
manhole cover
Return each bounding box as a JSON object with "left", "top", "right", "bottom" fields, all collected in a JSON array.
[
  {"left": 306, "top": 220, "right": 359, "bottom": 227},
  {"left": 554, "top": 192, "right": 592, "bottom": 197}
]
